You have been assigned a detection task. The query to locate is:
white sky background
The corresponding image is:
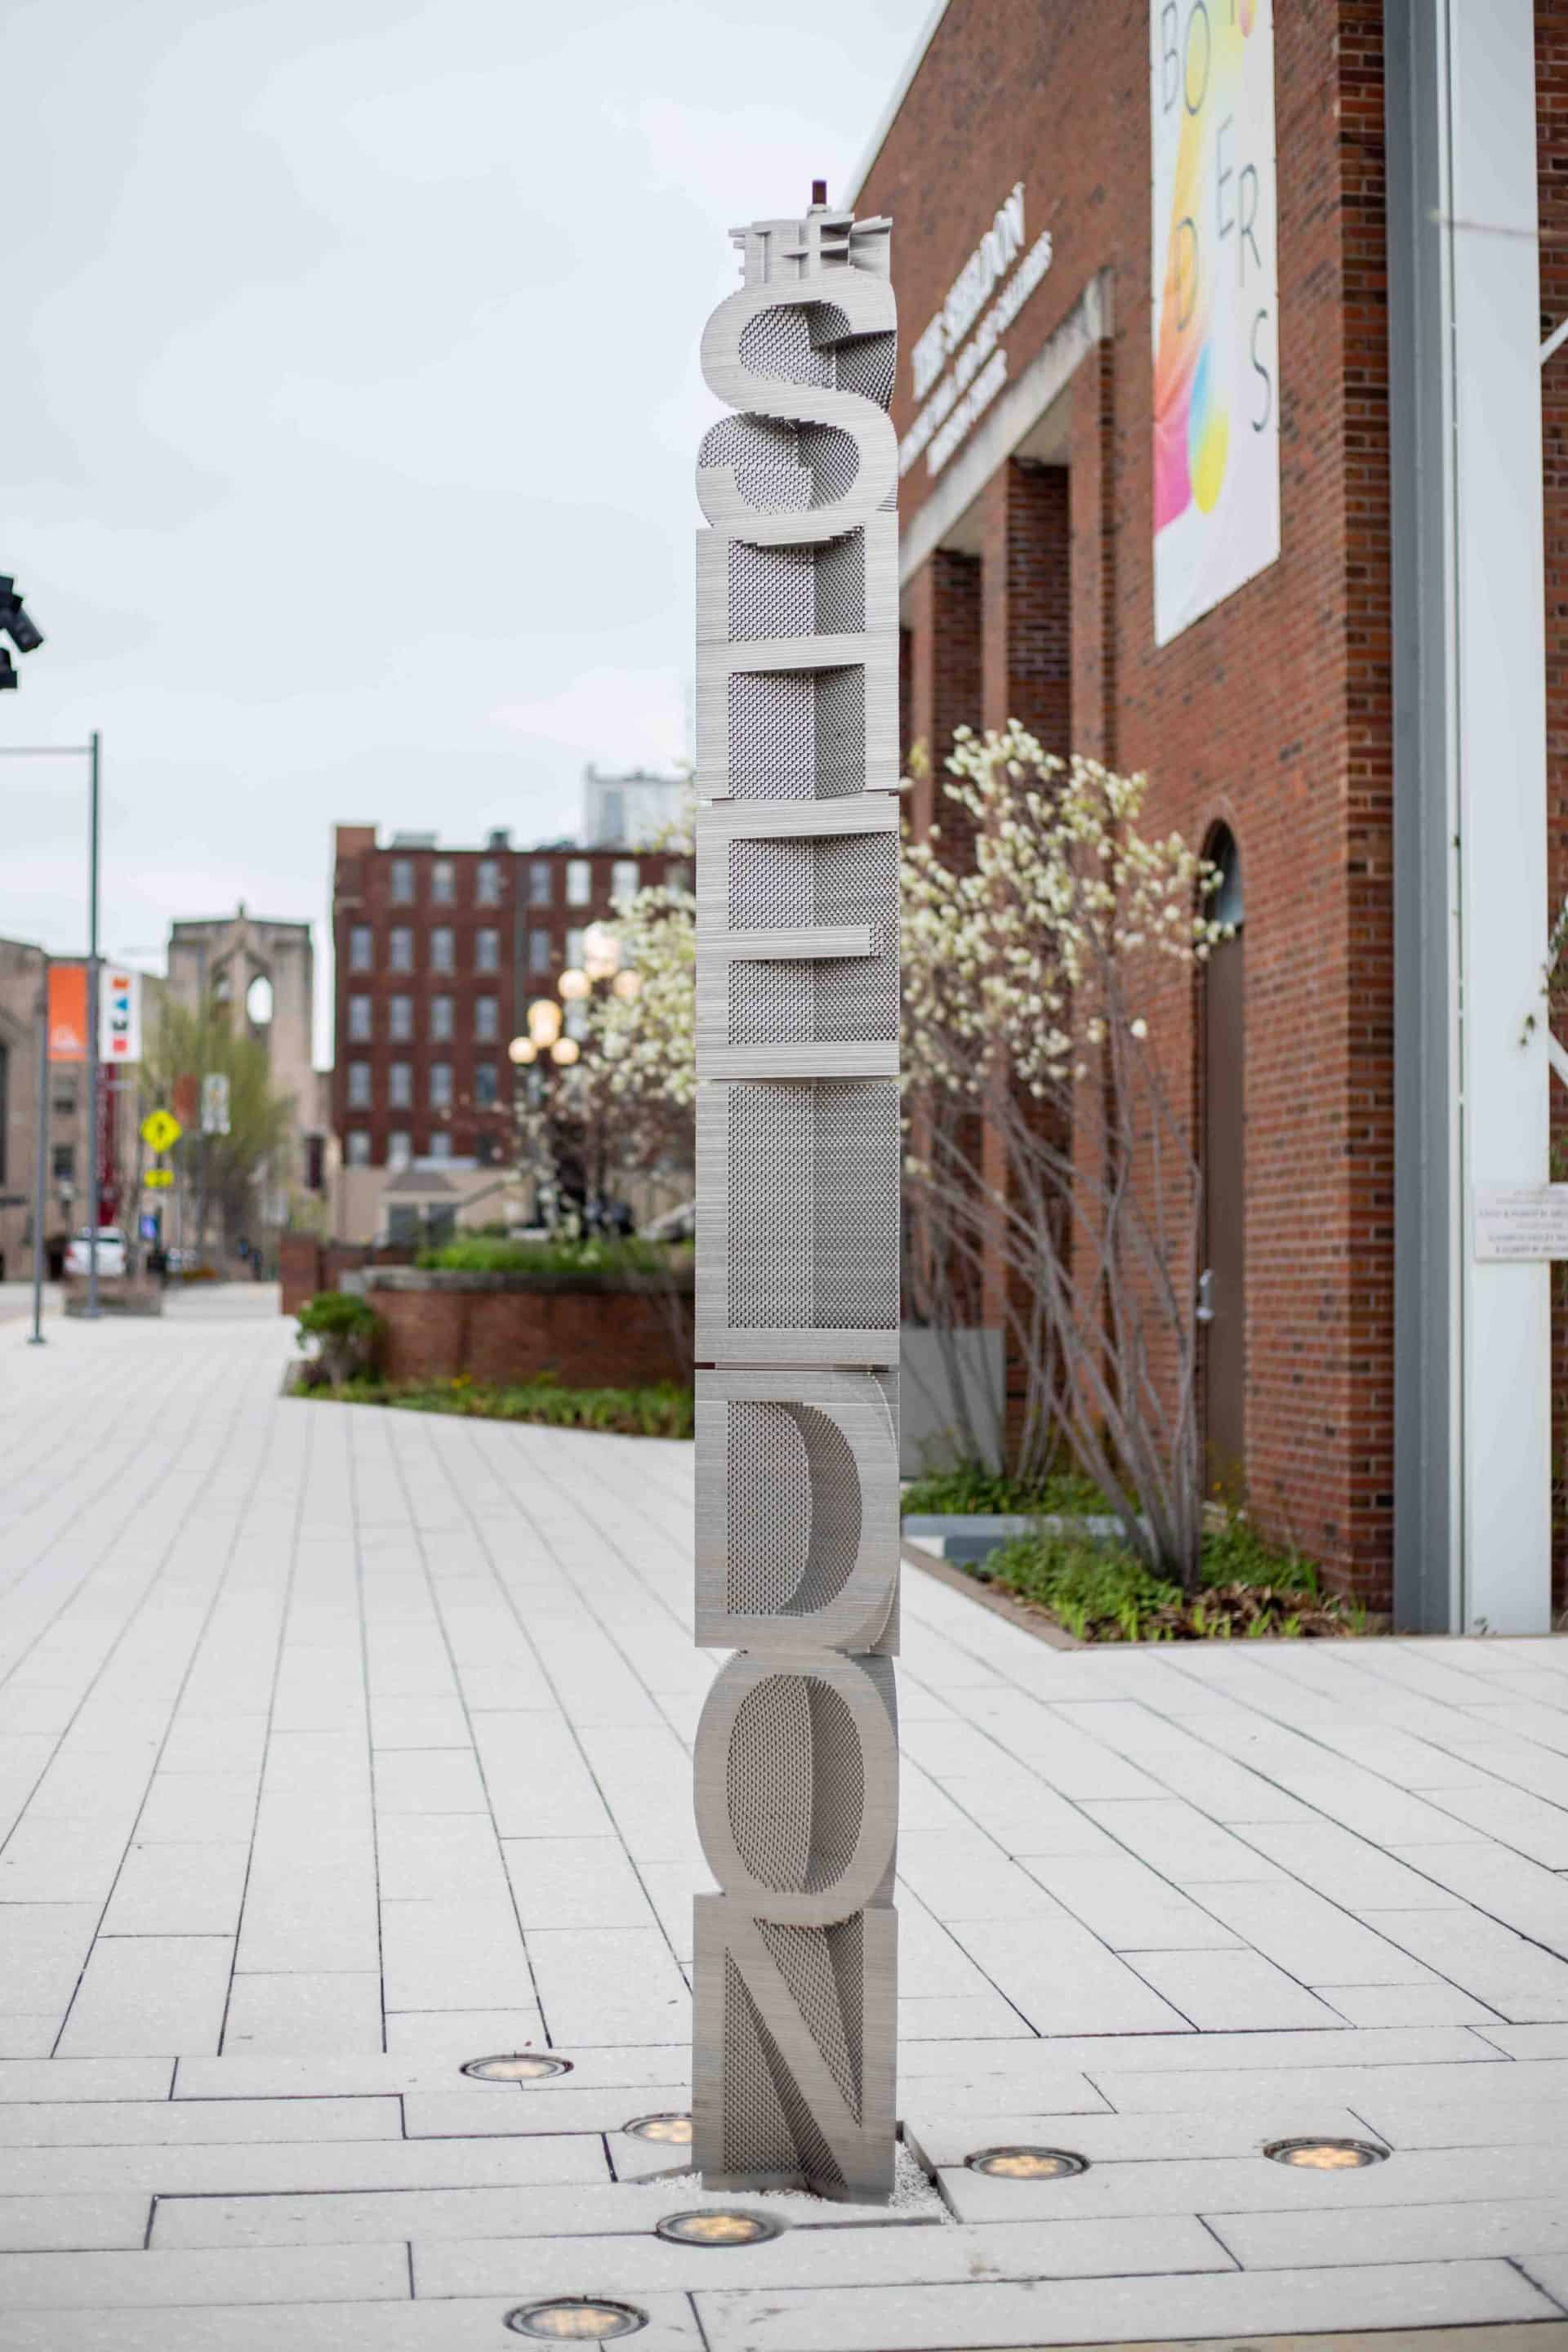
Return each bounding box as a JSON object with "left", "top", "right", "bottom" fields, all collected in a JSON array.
[{"left": 0, "top": 0, "right": 929, "bottom": 1062}]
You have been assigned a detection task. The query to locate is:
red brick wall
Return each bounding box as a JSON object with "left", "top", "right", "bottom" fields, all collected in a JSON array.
[
  {"left": 332, "top": 836, "right": 682, "bottom": 1170},
  {"left": 863, "top": 0, "right": 1396, "bottom": 1598},
  {"left": 278, "top": 1232, "right": 321, "bottom": 1316},
  {"left": 980, "top": 460, "right": 1071, "bottom": 751},
  {"left": 365, "top": 1275, "right": 693, "bottom": 1390},
  {"left": 906, "top": 549, "right": 982, "bottom": 841}
]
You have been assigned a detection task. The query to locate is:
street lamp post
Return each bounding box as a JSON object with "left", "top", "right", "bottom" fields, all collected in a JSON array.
[
  {"left": 29, "top": 952, "right": 48, "bottom": 1345},
  {"left": 0, "top": 733, "right": 105, "bottom": 1324},
  {"left": 84, "top": 731, "right": 102, "bottom": 1318}
]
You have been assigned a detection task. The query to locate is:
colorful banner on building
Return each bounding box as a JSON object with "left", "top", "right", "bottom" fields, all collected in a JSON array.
[
  {"left": 100, "top": 966, "right": 142, "bottom": 1065},
  {"left": 47, "top": 963, "right": 88, "bottom": 1063},
  {"left": 1152, "top": 0, "right": 1280, "bottom": 646}
]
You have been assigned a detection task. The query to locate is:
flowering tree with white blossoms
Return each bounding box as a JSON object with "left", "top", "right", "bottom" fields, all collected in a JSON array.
[
  {"left": 903, "top": 725, "right": 1227, "bottom": 1590},
  {"left": 584, "top": 742, "right": 1224, "bottom": 1587},
  {"left": 589, "top": 881, "right": 698, "bottom": 1131}
]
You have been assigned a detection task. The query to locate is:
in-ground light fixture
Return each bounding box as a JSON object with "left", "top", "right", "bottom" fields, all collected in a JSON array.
[
  {"left": 506, "top": 2297, "right": 648, "bottom": 2340},
  {"left": 1265, "top": 2137, "right": 1388, "bottom": 2170},
  {"left": 964, "top": 2145, "right": 1088, "bottom": 2179},
  {"left": 623, "top": 2112, "right": 693, "bottom": 2146},
  {"left": 461, "top": 2052, "right": 573, "bottom": 2083},
  {"left": 654, "top": 2208, "right": 782, "bottom": 2247}
]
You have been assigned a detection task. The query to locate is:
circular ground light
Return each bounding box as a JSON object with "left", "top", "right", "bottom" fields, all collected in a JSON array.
[
  {"left": 462, "top": 2053, "right": 573, "bottom": 2084},
  {"left": 505, "top": 2297, "right": 648, "bottom": 2341},
  {"left": 965, "top": 2145, "right": 1089, "bottom": 2180},
  {"left": 654, "top": 2208, "right": 783, "bottom": 2246},
  {"left": 623, "top": 2112, "right": 693, "bottom": 2146},
  {"left": 1265, "top": 2137, "right": 1388, "bottom": 2171}
]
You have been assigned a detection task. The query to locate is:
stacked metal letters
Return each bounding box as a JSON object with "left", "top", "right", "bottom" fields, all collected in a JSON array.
[{"left": 690, "top": 199, "right": 902, "bottom": 2203}]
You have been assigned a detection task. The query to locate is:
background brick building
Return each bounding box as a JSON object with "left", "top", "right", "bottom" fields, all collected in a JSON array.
[
  {"left": 330, "top": 826, "right": 684, "bottom": 1177},
  {"left": 856, "top": 0, "right": 1566, "bottom": 1622}
]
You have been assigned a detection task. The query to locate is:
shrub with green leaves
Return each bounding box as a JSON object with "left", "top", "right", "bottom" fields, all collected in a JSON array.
[{"left": 295, "top": 1292, "right": 381, "bottom": 1387}]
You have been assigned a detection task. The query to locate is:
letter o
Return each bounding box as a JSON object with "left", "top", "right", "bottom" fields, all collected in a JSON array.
[{"left": 693, "top": 1649, "right": 898, "bottom": 1928}]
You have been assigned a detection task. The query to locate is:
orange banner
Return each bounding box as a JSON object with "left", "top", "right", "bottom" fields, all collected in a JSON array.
[{"left": 47, "top": 963, "right": 88, "bottom": 1063}]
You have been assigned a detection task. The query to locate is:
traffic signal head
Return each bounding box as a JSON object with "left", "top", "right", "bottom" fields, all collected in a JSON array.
[{"left": 0, "top": 577, "right": 45, "bottom": 662}]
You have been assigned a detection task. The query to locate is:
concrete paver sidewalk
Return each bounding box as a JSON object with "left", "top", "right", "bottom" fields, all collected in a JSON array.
[{"left": 2, "top": 1297, "right": 1568, "bottom": 2348}]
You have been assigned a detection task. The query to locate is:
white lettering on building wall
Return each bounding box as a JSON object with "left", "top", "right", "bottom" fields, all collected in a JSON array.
[{"left": 900, "top": 181, "right": 1054, "bottom": 482}]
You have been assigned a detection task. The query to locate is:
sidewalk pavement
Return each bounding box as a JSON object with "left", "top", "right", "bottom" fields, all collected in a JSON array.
[{"left": 2, "top": 1294, "right": 1568, "bottom": 2349}]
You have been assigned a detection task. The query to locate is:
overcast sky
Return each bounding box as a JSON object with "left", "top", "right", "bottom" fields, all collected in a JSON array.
[{"left": 0, "top": 0, "right": 929, "bottom": 1058}]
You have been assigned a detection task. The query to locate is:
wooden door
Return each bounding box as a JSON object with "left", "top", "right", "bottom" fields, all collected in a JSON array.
[{"left": 1202, "top": 927, "right": 1246, "bottom": 1494}]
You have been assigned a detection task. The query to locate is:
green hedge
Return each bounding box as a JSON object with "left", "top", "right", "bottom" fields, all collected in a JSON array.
[{"left": 307, "top": 1374, "right": 693, "bottom": 1440}]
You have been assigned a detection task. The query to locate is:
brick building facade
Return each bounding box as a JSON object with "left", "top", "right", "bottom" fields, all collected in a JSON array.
[
  {"left": 857, "top": 0, "right": 1567, "bottom": 1616},
  {"left": 330, "top": 826, "right": 684, "bottom": 1173}
]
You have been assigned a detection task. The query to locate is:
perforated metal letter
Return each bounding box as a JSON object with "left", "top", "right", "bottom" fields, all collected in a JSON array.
[{"left": 692, "top": 197, "right": 900, "bottom": 2203}]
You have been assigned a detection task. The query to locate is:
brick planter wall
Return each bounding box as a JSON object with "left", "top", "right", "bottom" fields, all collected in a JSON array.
[
  {"left": 363, "top": 1268, "right": 694, "bottom": 1390},
  {"left": 279, "top": 1233, "right": 323, "bottom": 1316},
  {"left": 279, "top": 1236, "right": 416, "bottom": 1317}
]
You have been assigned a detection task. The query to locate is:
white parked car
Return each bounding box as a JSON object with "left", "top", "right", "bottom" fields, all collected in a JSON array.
[{"left": 65, "top": 1227, "right": 127, "bottom": 1279}]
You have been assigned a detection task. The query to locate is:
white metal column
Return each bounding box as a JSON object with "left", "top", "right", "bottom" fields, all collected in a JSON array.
[
  {"left": 1389, "top": 0, "right": 1550, "bottom": 1633},
  {"left": 1451, "top": 2, "right": 1551, "bottom": 1631}
]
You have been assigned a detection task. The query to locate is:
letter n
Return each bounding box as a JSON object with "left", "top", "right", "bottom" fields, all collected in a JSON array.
[{"left": 692, "top": 1896, "right": 896, "bottom": 2201}]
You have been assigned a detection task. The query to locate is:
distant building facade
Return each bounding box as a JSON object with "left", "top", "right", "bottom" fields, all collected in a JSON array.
[
  {"left": 0, "top": 938, "right": 45, "bottom": 1280},
  {"left": 164, "top": 906, "right": 322, "bottom": 1200},
  {"left": 329, "top": 826, "right": 684, "bottom": 1234},
  {"left": 581, "top": 765, "right": 688, "bottom": 848},
  {"left": 0, "top": 938, "right": 156, "bottom": 1279}
]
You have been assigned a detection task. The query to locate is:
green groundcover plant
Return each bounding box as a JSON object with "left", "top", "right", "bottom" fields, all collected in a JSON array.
[
  {"left": 416, "top": 1236, "right": 690, "bottom": 1276},
  {"left": 901, "top": 1464, "right": 1106, "bottom": 1518},
  {"left": 970, "top": 1513, "right": 1366, "bottom": 1642},
  {"left": 306, "top": 1373, "right": 693, "bottom": 1441}
]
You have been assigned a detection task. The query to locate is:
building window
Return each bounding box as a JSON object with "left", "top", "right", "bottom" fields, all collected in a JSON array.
[
  {"left": 390, "top": 926, "right": 413, "bottom": 973},
  {"left": 474, "top": 1062, "right": 498, "bottom": 1107},
  {"left": 387, "top": 1131, "right": 412, "bottom": 1169},
  {"left": 667, "top": 861, "right": 691, "bottom": 893},
  {"left": 52, "top": 1076, "right": 78, "bottom": 1116},
  {"left": 528, "top": 861, "right": 553, "bottom": 906},
  {"left": 345, "top": 1130, "right": 372, "bottom": 1167},
  {"left": 565, "top": 1000, "right": 588, "bottom": 1041},
  {"left": 389, "top": 994, "right": 413, "bottom": 1041},
  {"left": 390, "top": 858, "right": 415, "bottom": 904},
  {"left": 350, "top": 924, "right": 373, "bottom": 972},
  {"left": 528, "top": 931, "right": 552, "bottom": 973},
  {"left": 567, "top": 858, "right": 591, "bottom": 906},
  {"left": 430, "top": 996, "right": 453, "bottom": 1041},
  {"left": 565, "top": 928, "right": 586, "bottom": 972},
  {"left": 477, "top": 858, "right": 503, "bottom": 904},
  {"left": 51, "top": 1143, "right": 74, "bottom": 1187},
  {"left": 347, "top": 1062, "right": 372, "bottom": 1109},
  {"left": 347, "top": 995, "right": 372, "bottom": 1042},
  {"left": 475, "top": 928, "right": 500, "bottom": 973},
  {"left": 612, "top": 858, "right": 639, "bottom": 902},
  {"left": 431, "top": 926, "right": 454, "bottom": 973},
  {"left": 475, "top": 996, "right": 498, "bottom": 1041},
  {"left": 431, "top": 859, "right": 455, "bottom": 904},
  {"left": 427, "top": 1131, "right": 452, "bottom": 1161},
  {"left": 389, "top": 1062, "right": 412, "bottom": 1110},
  {"left": 430, "top": 1062, "right": 452, "bottom": 1108}
]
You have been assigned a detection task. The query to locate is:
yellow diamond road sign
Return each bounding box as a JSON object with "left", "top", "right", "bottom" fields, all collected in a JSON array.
[{"left": 141, "top": 1109, "right": 181, "bottom": 1152}]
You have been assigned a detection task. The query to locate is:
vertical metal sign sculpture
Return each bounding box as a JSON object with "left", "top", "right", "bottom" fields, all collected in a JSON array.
[{"left": 691, "top": 194, "right": 901, "bottom": 2203}]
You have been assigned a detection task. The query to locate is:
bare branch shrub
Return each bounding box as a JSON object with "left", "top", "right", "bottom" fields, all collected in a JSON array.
[{"left": 902, "top": 726, "right": 1226, "bottom": 1588}]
